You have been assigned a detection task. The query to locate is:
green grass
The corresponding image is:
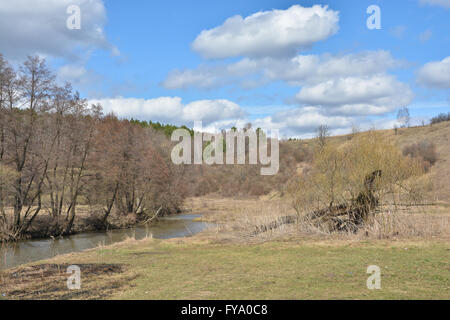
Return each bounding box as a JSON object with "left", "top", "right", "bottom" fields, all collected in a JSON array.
[{"left": 27, "top": 238, "right": 449, "bottom": 300}]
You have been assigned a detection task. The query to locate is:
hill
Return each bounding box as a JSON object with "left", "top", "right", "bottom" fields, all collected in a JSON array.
[{"left": 285, "top": 120, "right": 450, "bottom": 203}]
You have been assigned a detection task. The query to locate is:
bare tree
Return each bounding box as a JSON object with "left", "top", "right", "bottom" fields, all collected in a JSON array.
[
  {"left": 397, "top": 107, "right": 411, "bottom": 128},
  {"left": 3, "top": 56, "right": 55, "bottom": 237},
  {"left": 316, "top": 125, "right": 330, "bottom": 148}
]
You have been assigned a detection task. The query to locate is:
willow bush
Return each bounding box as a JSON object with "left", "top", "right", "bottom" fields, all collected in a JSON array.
[{"left": 289, "top": 131, "right": 425, "bottom": 216}]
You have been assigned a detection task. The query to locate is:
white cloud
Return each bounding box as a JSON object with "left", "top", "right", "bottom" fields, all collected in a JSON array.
[
  {"left": 417, "top": 56, "right": 450, "bottom": 89},
  {"left": 90, "top": 97, "right": 183, "bottom": 121},
  {"left": 56, "top": 64, "right": 102, "bottom": 87},
  {"left": 92, "top": 95, "right": 415, "bottom": 138},
  {"left": 267, "top": 107, "right": 352, "bottom": 133},
  {"left": 163, "top": 50, "right": 413, "bottom": 118},
  {"left": 163, "top": 50, "right": 403, "bottom": 89},
  {"left": 182, "top": 99, "right": 246, "bottom": 123},
  {"left": 89, "top": 96, "right": 358, "bottom": 138},
  {"left": 419, "top": 0, "right": 450, "bottom": 8},
  {"left": 58, "top": 64, "right": 88, "bottom": 80},
  {"left": 296, "top": 75, "right": 414, "bottom": 115},
  {"left": 88, "top": 97, "right": 246, "bottom": 125},
  {"left": 200, "top": 105, "right": 424, "bottom": 139},
  {"left": 191, "top": 5, "right": 339, "bottom": 59},
  {"left": 264, "top": 51, "right": 403, "bottom": 86},
  {"left": 0, "top": 0, "right": 118, "bottom": 61},
  {"left": 188, "top": 107, "right": 352, "bottom": 138}
]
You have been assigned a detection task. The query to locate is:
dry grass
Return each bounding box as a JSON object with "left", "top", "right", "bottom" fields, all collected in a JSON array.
[
  {"left": 0, "top": 263, "right": 137, "bottom": 300},
  {"left": 186, "top": 196, "right": 450, "bottom": 244}
]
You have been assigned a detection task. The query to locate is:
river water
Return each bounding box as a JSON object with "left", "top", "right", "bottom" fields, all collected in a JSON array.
[{"left": 0, "top": 214, "right": 208, "bottom": 270}]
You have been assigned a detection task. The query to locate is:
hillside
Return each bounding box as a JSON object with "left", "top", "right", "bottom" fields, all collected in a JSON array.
[{"left": 286, "top": 121, "right": 450, "bottom": 203}]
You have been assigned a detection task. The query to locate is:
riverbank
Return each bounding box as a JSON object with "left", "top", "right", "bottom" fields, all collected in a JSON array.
[
  {"left": 0, "top": 206, "right": 178, "bottom": 242},
  {"left": 0, "top": 196, "right": 449, "bottom": 299}
]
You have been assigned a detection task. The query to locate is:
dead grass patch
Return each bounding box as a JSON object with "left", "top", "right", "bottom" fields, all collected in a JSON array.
[{"left": 0, "top": 263, "right": 136, "bottom": 300}]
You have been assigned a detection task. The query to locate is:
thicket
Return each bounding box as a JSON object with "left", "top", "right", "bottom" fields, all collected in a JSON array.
[
  {"left": 288, "top": 131, "right": 426, "bottom": 229},
  {"left": 402, "top": 141, "right": 438, "bottom": 172},
  {"left": 0, "top": 55, "right": 185, "bottom": 241}
]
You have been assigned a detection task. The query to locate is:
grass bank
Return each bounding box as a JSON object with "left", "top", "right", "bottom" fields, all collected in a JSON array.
[{"left": 1, "top": 237, "right": 448, "bottom": 299}]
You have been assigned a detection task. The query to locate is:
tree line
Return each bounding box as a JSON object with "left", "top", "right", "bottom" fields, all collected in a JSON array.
[{"left": 0, "top": 54, "right": 185, "bottom": 241}]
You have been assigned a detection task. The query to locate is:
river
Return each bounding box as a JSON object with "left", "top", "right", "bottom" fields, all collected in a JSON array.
[{"left": 0, "top": 214, "right": 209, "bottom": 270}]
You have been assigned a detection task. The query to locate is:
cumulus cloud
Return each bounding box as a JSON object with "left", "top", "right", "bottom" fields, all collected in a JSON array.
[
  {"left": 164, "top": 4, "right": 415, "bottom": 124},
  {"left": 417, "top": 56, "right": 450, "bottom": 89},
  {"left": 56, "top": 64, "right": 103, "bottom": 88},
  {"left": 182, "top": 99, "right": 246, "bottom": 123},
  {"left": 0, "top": 0, "right": 118, "bottom": 61},
  {"left": 181, "top": 107, "right": 352, "bottom": 138},
  {"left": 266, "top": 107, "right": 352, "bottom": 133},
  {"left": 88, "top": 96, "right": 357, "bottom": 138},
  {"left": 191, "top": 5, "right": 339, "bottom": 59},
  {"left": 419, "top": 0, "right": 450, "bottom": 8},
  {"left": 163, "top": 49, "right": 413, "bottom": 119},
  {"left": 163, "top": 50, "right": 403, "bottom": 89},
  {"left": 263, "top": 50, "right": 403, "bottom": 86},
  {"left": 88, "top": 97, "right": 246, "bottom": 125},
  {"left": 296, "top": 75, "right": 415, "bottom": 116},
  {"left": 194, "top": 105, "right": 420, "bottom": 139}
]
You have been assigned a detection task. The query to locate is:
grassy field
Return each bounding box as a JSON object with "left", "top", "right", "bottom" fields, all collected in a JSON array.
[{"left": 1, "top": 237, "right": 448, "bottom": 299}]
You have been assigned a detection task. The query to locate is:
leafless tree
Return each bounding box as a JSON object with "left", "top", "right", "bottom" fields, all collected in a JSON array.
[
  {"left": 316, "top": 125, "right": 330, "bottom": 148},
  {"left": 397, "top": 107, "right": 411, "bottom": 128}
]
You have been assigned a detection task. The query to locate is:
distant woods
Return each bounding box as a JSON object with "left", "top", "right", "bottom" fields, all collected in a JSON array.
[
  {"left": 0, "top": 54, "right": 186, "bottom": 241},
  {"left": 130, "top": 119, "right": 194, "bottom": 137},
  {"left": 430, "top": 112, "right": 450, "bottom": 125}
]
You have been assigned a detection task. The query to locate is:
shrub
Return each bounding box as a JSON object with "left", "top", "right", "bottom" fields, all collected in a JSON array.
[
  {"left": 289, "top": 131, "right": 425, "bottom": 215},
  {"left": 402, "top": 141, "right": 438, "bottom": 172}
]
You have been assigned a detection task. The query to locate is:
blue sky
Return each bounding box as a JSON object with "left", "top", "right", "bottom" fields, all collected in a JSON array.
[{"left": 0, "top": 0, "right": 449, "bottom": 137}]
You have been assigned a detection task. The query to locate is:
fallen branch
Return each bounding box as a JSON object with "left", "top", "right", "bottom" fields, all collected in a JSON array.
[{"left": 141, "top": 206, "right": 163, "bottom": 225}]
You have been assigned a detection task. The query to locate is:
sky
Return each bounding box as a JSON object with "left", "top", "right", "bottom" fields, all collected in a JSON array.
[{"left": 0, "top": 0, "right": 449, "bottom": 138}]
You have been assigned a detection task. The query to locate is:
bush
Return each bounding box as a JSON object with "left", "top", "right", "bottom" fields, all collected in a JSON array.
[
  {"left": 289, "top": 131, "right": 425, "bottom": 215},
  {"left": 403, "top": 141, "right": 438, "bottom": 172}
]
